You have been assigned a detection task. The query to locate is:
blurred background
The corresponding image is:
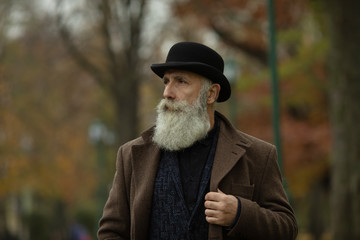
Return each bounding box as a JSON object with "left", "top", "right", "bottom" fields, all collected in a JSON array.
[{"left": 1, "top": 0, "right": 359, "bottom": 239}]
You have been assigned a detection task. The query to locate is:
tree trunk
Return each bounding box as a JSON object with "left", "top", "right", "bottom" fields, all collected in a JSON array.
[
  {"left": 56, "top": 0, "right": 148, "bottom": 146},
  {"left": 327, "top": 1, "right": 360, "bottom": 239},
  {"left": 113, "top": 71, "right": 140, "bottom": 145}
]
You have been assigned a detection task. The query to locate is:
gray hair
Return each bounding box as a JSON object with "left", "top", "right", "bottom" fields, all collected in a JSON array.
[{"left": 198, "top": 77, "right": 215, "bottom": 107}]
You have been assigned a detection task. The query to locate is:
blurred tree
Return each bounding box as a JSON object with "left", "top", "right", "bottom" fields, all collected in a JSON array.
[
  {"left": 326, "top": 1, "right": 360, "bottom": 239},
  {"left": 0, "top": 1, "right": 101, "bottom": 237},
  {"left": 56, "top": 0, "right": 148, "bottom": 145},
  {"left": 0, "top": 0, "right": 18, "bottom": 236},
  {"left": 1, "top": 14, "right": 97, "bottom": 201},
  {"left": 0, "top": 0, "right": 13, "bottom": 60}
]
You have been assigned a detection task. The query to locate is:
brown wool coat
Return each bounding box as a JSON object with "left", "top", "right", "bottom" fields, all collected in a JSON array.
[{"left": 98, "top": 112, "right": 298, "bottom": 240}]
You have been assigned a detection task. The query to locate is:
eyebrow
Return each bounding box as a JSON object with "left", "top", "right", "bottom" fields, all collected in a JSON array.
[
  {"left": 173, "top": 75, "right": 186, "bottom": 81},
  {"left": 163, "top": 74, "right": 189, "bottom": 82}
]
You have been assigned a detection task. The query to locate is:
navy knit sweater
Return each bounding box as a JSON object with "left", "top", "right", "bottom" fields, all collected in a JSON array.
[{"left": 149, "top": 119, "right": 220, "bottom": 240}]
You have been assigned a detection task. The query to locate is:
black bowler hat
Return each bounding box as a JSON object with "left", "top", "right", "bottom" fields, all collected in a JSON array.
[{"left": 151, "top": 42, "right": 231, "bottom": 102}]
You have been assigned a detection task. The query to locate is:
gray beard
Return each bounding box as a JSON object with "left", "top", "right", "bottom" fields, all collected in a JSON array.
[{"left": 152, "top": 96, "right": 210, "bottom": 151}]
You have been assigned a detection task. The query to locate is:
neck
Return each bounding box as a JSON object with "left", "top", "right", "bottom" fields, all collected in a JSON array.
[{"left": 207, "top": 105, "right": 215, "bottom": 130}]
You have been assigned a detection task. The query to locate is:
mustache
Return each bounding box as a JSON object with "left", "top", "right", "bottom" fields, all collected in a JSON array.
[{"left": 157, "top": 99, "right": 193, "bottom": 113}]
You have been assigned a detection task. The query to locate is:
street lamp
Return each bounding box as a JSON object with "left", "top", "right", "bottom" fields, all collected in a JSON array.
[
  {"left": 88, "top": 120, "right": 114, "bottom": 234},
  {"left": 88, "top": 120, "right": 114, "bottom": 145},
  {"left": 266, "top": 0, "right": 291, "bottom": 202}
]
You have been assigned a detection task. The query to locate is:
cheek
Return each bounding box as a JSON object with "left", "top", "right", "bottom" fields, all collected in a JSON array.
[
  {"left": 177, "top": 86, "right": 201, "bottom": 103},
  {"left": 177, "top": 91, "right": 192, "bottom": 102}
]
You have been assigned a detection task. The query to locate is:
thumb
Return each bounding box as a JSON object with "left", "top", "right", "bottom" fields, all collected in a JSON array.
[{"left": 217, "top": 188, "right": 224, "bottom": 194}]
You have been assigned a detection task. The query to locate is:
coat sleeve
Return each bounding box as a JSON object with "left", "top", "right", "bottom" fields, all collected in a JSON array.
[
  {"left": 97, "top": 146, "right": 132, "bottom": 240},
  {"left": 227, "top": 146, "right": 298, "bottom": 240}
]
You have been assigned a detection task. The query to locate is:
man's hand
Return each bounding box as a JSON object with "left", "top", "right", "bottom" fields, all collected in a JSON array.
[{"left": 204, "top": 189, "right": 238, "bottom": 227}]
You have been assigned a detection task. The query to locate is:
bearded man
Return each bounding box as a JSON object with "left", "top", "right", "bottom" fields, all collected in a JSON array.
[{"left": 98, "top": 42, "right": 298, "bottom": 240}]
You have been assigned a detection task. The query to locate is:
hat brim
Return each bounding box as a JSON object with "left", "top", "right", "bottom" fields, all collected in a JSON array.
[{"left": 151, "top": 62, "right": 231, "bottom": 102}]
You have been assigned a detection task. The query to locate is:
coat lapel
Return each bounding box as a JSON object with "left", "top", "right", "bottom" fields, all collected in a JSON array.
[
  {"left": 210, "top": 113, "right": 251, "bottom": 192},
  {"left": 209, "top": 113, "right": 251, "bottom": 239},
  {"left": 131, "top": 129, "right": 161, "bottom": 240}
]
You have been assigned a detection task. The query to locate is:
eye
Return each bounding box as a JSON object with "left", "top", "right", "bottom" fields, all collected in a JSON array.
[
  {"left": 163, "top": 77, "right": 169, "bottom": 85},
  {"left": 175, "top": 76, "right": 188, "bottom": 84}
]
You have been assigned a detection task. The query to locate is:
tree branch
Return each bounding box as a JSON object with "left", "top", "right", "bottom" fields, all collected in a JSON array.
[
  {"left": 209, "top": 20, "right": 268, "bottom": 65},
  {"left": 56, "top": 14, "right": 106, "bottom": 87},
  {"left": 99, "top": 0, "right": 120, "bottom": 82}
]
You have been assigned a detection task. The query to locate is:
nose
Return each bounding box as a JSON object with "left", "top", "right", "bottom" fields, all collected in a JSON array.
[{"left": 163, "top": 82, "right": 176, "bottom": 100}]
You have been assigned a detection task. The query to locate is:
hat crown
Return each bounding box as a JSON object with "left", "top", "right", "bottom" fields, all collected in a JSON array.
[{"left": 165, "top": 42, "right": 224, "bottom": 73}]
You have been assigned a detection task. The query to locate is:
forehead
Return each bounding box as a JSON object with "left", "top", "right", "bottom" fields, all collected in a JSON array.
[{"left": 164, "top": 69, "right": 203, "bottom": 81}]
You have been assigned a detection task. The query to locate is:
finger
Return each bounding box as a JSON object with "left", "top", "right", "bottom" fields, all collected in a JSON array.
[
  {"left": 205, "top": 192, "right": 216, "bottom": 201},
  {"left": 205, "top": 199, "right": 222, "bottom": 210},
  {"left": 204, "top": 208, "right": 218, "bottom": 217},
  {"left": 206, "top": 214, "right": 227, "bottom": 226},
  {"left": 205, "top": 216, "right": 218, "bottom": 224},
  {"left": 205, "top": 191, "right": 224, "bottom": 202}
]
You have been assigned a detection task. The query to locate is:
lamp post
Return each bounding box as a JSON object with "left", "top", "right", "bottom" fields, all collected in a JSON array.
[
  {"left": 88, "top": 120, "right": 114, "bottom": 234},
  {"left": 267, "top": 0, "right": 290, "bottom": 201},
  {"left": 267, "top": 0, "right": 283, "bottom": 176}
]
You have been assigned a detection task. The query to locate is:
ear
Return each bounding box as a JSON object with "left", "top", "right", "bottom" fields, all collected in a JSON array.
[{"left": 207, "top": 84, "right": 221, "bottom": 104}]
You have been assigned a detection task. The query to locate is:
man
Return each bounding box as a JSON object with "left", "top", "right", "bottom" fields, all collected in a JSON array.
[{"left": 98, "top": 42, "right": 298, "bottom": 239}]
